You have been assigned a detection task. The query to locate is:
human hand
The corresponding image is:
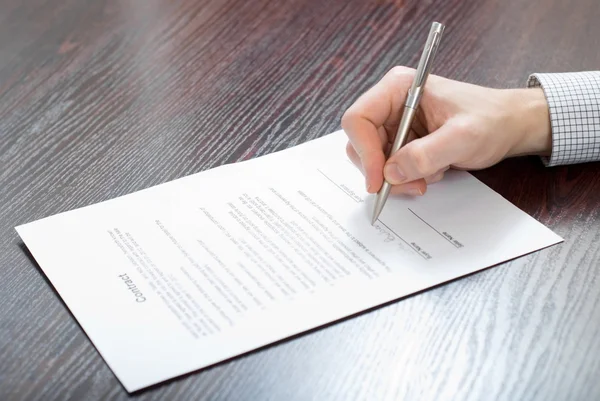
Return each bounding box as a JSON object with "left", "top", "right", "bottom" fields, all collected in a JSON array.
[{"left": 342, "top": 67, "right": 551, "bottom": 195}]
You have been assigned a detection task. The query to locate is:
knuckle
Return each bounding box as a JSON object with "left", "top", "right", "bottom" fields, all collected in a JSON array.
[
  {"left": 388, "top": 66, "right": 416, "bottom": 81},
  {"left": 456, "top": 119, "right": 478, "bottom": 141},
  {"left": 345, "top": 141, "right": 355, "bottom": 158},
  {"left": 408, "top": 144, "right": 433, "bottom": 176},
  {"left": 428, "top": 172, "right": 444, "bottom": 184},
  {"left": 341, "top": 108, "right": 357, "bottom": 130}
]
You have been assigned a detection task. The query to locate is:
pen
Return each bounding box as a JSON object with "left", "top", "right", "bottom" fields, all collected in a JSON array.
[{"left": 371, "top": 21, "right": 445, "bottom": 225}]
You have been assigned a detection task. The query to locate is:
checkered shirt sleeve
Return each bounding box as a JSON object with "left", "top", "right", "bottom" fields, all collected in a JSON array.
[{"left": 527, "top": 72, "right": 600, "bottom": 166}]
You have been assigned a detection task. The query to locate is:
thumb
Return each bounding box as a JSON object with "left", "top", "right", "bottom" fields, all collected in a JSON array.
[{"left": 384, "top": 121, "right": 468, "bottom": 184}]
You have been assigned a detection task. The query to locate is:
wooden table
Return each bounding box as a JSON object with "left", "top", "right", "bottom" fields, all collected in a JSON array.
[{"left": 2, "top": 0, "right": 600, "bottom": 399}]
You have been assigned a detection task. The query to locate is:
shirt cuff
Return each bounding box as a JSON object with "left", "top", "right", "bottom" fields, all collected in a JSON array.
[{"left": 527, "top": 71, "right": 600, "bottom": 166}]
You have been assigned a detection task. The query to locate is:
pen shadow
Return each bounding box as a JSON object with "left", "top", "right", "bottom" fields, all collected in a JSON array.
[{"left": 18, "top": 241, "right": 559, "bottom": 395}]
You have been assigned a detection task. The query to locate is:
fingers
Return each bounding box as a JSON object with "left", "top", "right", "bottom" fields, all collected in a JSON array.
[
  {"left": 345, "top": 126, "right": 388, "bottom": 174},
  {"left": 346, "top": 128, "right": 416, "bottom": 175},
  {"left": 346, "top": 141, "right": 362, "bottom": 173},
  {"left": 390, "top": 178, "right": 427, "bottom": 196},
  {"left": 389, "top": 167, "right": 448, "bottom": 195},
  {"left": 427, "top": 167, "right": 449, "bottom": 183},
  {"left": 349, "top": 136, "right": 448, "bottom": 196},
  {"left": 342, "top": 67, "right": 416, "bottom": 193},
  {"left": 384, "top": 120, "right": 469, "bottom": 185}
]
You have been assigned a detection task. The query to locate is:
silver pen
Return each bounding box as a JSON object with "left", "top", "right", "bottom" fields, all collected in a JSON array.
[{"left": 371, "top": 21, "right": 445, "bottom": 225}]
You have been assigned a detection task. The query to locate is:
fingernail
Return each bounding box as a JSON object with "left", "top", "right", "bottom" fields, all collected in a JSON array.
[
  {"left": 407, "top": 188, "right": 423, "bottom": 196},
  {"left": 366, "top": 182, "right": 372, "bottom": 192},
  {"left": 384, "top": 163, "right": 406, "bottom": 184}
]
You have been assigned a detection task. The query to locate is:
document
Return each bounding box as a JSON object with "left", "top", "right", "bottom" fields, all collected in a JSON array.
[{"left": 16, "top": 130, "right": 562, "bottom": 392}]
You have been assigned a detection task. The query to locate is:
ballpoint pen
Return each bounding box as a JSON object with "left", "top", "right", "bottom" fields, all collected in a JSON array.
[{"left": 371, "top": 21, "right": 445, "bottom": 225}]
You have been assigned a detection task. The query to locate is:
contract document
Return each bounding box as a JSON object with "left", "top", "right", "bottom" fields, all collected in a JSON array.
[{"left": 16, "top": 130, "right": 562, "bottom": 392}]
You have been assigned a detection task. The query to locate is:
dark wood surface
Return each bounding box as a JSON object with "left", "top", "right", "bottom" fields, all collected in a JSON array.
[{"left": 2, "top": 0, "right": 600, "bottom": 399}]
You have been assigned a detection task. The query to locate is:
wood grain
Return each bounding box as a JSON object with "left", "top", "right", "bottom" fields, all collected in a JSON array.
[{"left": 1, "top": 0, "right": 600, "bottom": 399}]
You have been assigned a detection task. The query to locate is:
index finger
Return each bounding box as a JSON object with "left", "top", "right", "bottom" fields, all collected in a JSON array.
[{"left": 341, "top": 66, "right": 415, "bottom": 192}]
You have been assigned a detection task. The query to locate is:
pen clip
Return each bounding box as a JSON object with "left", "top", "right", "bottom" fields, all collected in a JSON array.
[{"left": 406, "top": 22, "right": 445, "bottom": 109}]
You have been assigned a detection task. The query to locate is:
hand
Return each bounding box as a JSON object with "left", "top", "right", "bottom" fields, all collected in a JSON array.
[{"left": 342, "top": 66, "right": 552, "bottom": 195}]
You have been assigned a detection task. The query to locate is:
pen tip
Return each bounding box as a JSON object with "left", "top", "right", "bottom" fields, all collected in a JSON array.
[
  {"left": 371, "top": 182, "right": 391, "bottom": 226},
  {"left": 371, "top": 182, "right": 390, "bottom": 226}
]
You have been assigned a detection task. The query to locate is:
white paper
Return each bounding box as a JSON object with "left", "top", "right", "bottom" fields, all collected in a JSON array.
[{"left": 16, "top": 130, "right": 562, "bottom": 392}]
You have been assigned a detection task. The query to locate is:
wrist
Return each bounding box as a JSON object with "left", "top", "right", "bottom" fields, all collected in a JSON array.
[{"left": 505, "top": 88, "right": 552, "bottom": 157}]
